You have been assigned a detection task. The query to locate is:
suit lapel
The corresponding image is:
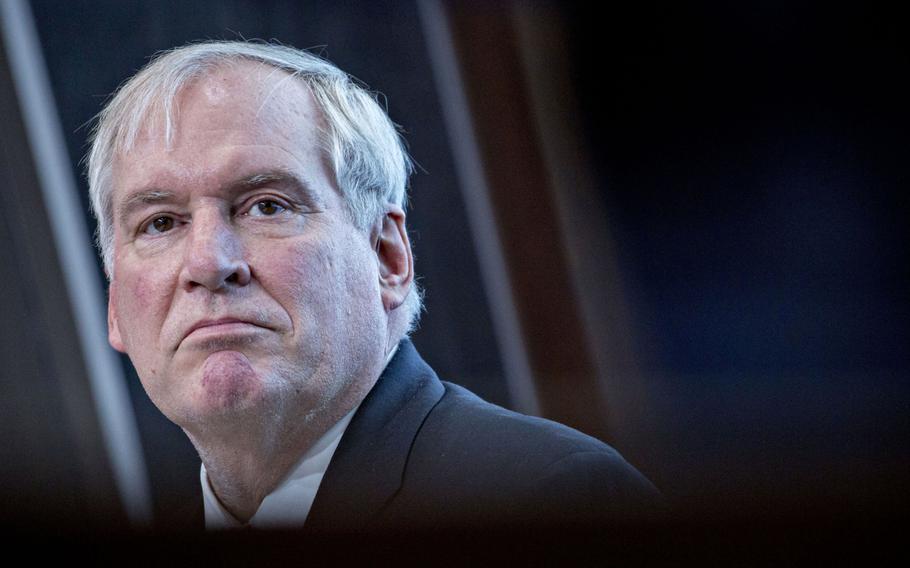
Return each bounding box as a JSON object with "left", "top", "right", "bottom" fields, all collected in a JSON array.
[{"left": 305, "top": 340, "right": 445, "bottom": 531}]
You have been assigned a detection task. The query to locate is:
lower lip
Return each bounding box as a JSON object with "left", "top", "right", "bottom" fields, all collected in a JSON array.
[{"left": 185, "top": 322, "right": 266, "bottom": 341}]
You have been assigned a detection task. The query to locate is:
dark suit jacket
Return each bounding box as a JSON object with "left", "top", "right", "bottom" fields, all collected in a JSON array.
[{"left": 305, "top": 340, "right": 660, "bottom": 532}]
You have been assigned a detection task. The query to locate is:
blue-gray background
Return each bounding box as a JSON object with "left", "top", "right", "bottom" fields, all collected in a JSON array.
[{"left": 24, "top": 0, "right": 909, "bottom": 522}]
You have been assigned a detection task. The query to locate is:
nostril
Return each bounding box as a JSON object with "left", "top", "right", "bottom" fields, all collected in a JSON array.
[{"left": 226, "top": 272, "right": 239, "bottom": 284}]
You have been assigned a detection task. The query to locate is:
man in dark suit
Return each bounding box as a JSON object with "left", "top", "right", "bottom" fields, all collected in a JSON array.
[{"left": 89, "top": 40, "right": 657, "bottom": 530}]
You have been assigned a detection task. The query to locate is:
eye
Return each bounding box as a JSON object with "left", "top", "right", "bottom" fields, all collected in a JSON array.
[
  {"left": 247, "top": 199, "right": 287, "bottom": 217},
  {"left": 142, "top": 216, "right": 175, "bottom": 235}
]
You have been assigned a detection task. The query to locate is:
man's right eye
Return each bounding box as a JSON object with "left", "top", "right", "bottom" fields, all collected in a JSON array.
[{"left": 142, "top": 216, "right": 175, "bottom": 235}]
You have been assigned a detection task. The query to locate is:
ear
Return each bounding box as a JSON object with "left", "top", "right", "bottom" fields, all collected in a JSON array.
[
  {"left": 373, "top": 205, "right": 414, "bottom": 313},
  {"left": 107, "top": 280, "right": 126, "bottom": 353}
]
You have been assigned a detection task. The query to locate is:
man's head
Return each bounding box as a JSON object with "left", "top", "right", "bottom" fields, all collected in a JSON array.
[
  {"left": 89, "top": 41, "right": 417, "bottom": 439},
  {"left": 89, "top": 41, "right": 419, "bottom": 324}
]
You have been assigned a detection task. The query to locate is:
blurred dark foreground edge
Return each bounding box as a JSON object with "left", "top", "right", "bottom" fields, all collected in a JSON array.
[{"left": 4, "top": 517, "right": 906, "bottom": 566}]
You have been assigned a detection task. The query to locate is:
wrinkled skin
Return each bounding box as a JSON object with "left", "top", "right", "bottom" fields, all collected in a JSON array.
[{"left": 106, "top": 62, "right": 412, "bottom": 519}]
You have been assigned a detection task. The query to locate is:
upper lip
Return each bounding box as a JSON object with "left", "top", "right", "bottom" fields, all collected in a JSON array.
[{"left": 182, "top": 317, "right": 268, "bottom": 342}]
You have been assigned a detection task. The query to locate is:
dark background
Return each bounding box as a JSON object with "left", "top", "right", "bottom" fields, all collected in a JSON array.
[
  {"left": 565, "top": 2, "right": 908, "bottom": 518},
  {"left": 13, "top": 0, "right": 908, "bottom": 527}
]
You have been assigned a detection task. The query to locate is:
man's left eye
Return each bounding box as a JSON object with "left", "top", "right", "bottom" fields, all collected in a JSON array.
[{"left": 248, "top": 200, "right": 286, "bottom": 217}]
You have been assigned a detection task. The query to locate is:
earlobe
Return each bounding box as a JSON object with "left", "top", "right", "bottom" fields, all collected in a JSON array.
[
  {"left": 375, "top": 206, "right": 414, "bottom": 313},
  {"left": 107, "top": 281, "right": 126, "bottom": 353}
]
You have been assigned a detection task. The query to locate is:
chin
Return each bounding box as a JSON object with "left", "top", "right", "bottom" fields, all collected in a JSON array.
[
  {"left": 178, "top": 350, "right": 269, "bottom": 422},
  {"left": 167, "top": 384, "right": 267, "bottom": 437}
]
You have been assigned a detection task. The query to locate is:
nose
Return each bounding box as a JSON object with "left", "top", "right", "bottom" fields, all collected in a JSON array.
[{"left": 180, "top": 209, "right": 251, "bottom": 292}]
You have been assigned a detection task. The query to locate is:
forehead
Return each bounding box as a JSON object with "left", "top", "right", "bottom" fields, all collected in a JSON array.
[{"left": 111, "top": 61, "right": 326, "bottom": 193}]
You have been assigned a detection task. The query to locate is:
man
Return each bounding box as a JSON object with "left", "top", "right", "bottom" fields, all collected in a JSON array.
[{"left": 88, "top": 40, "right": 659, "bottom": 531}]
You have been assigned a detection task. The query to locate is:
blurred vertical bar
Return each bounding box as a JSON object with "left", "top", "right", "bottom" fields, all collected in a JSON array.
[
  {"left": 419, "top": 0, "right": 624, "bottom": 441},
  {"left": 510, "top": 3, "right": 652, "bottom": 455},
  {"left": 0, "top": 0, "right": 151, "bottom": 527},
  {"left": 418, "top": 0, "right": 540, "bottom": 416}
]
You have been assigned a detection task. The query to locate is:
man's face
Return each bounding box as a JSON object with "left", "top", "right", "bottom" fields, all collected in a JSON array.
[{"left": 107, "top": 63, "right": 390, "bottom": 434}]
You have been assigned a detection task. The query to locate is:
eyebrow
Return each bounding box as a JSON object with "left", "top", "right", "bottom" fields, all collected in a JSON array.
[
  {"left": 116, "top": 169, "right": 322, "bottom": 227},
  {"left": 231, "top": 169, "right": 319, "bottom": 203},
  {"left": 229, "top": 169, "right": 324, "bottom": 211},
  {"left": 116, "top": 189, "right": 177, "bottom": 228}
]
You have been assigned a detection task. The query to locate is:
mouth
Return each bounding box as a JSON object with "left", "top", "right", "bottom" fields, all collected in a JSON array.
[{"left": 181, "top": 318, "right": 270, "bottom": 345}]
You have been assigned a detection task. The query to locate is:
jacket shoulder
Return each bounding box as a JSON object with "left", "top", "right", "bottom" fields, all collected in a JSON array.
[
  {"left": 384, "top": 380, "right": 662, "bottom": 526},
  {"left": 428, "top": 380, "right": 619, "bottom": 462}
]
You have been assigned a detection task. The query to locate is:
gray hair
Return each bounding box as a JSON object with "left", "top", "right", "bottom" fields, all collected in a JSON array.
[{"left": 87, "top": 40, "right": 421, "bottom": 332}]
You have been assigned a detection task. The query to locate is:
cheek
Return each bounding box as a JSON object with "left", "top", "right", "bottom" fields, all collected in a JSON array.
[
  {"left": 255, "top": 237, "right": 380, "bottom": 326},
  {"left": 115, "top": 270, "right": 174, "bottom": 344},
  {"left": 257, "top": 241, "right": 315, "bottom": 301},
  {"left": 262, "top": 239, "right": 339, "bottom": 297},
  {"left": 128, "top": 273, "right": 159, "bottom": 311}
]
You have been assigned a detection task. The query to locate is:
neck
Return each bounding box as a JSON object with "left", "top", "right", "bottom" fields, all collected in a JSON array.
[
  {"left": 188, "top": 403, "right": 347, "bottom": 523},
  {"left": 187, "top": 341, "right": 398, "bottom": 522}
]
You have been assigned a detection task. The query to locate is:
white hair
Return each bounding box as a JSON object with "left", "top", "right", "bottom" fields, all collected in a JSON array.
[{"left": 86, "top": 40, "right": 421, "bottom": 332}]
